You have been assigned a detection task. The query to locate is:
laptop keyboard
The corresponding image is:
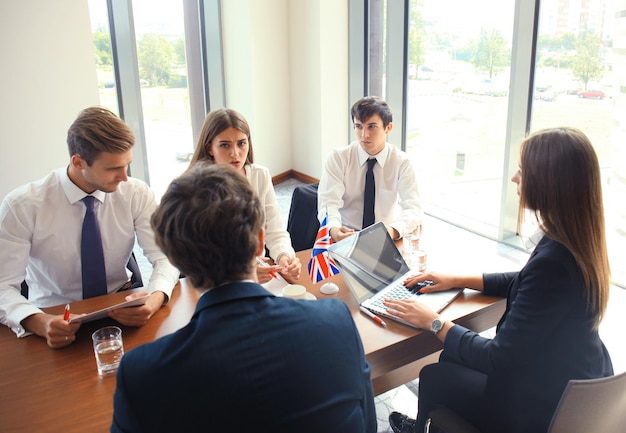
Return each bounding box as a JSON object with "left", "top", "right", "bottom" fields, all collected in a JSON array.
[{"left": 369, "top": 280, "right": 434, "bottom": 309}]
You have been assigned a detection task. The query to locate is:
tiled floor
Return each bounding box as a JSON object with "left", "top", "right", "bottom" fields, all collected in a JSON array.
[{"left": 138, "top": 177, "right": 625, "bottom": 432}]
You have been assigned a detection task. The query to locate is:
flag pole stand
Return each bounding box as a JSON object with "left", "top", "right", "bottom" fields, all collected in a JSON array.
[{"left": 319, "top": 281, "right": 339, "bottom": 295}]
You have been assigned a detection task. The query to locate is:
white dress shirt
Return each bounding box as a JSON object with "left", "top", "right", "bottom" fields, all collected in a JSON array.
[
  {"left": 0, "top": 168, "right": 180, "bottom": 337},
  {"left": 245, "top": 164, "right": 295, "bottom": 262},
  {"left": 318, "top": 141, "right": 423, "bottom": 237}
]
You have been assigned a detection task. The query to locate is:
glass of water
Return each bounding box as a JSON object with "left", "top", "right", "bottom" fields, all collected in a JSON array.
[
  {"left": 402, "top": 224, "right": 422, "bottom": 257},
  {"left": 92, "top": 326, "right": 124, "bottom": 377}
]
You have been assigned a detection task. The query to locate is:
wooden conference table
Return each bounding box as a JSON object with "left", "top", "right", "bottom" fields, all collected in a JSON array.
[{"left": 0, "top": 249, "right": 505, "bottom": 433}]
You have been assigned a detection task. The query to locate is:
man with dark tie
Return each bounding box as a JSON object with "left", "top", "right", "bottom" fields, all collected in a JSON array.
[
  {"left": 318, "top": 96, "right": 423, "bottom": 242},
  {"left": 0, "top": 106, "right": 179, "bottom": 348}
]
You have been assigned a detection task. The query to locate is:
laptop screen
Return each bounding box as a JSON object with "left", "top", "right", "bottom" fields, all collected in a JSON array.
[{"left": 329, "top": 222, "right": 409, "bottom": 303}]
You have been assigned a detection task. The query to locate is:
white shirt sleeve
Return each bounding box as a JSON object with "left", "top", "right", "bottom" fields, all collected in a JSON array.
[
  {"left": 0, "top": 194, "right": 44, "bottom": 337},
  {"left": 247, "top": 164, "right": 295, "bottom": 261},
  {"left": 390, "top": 154, "right": 423, "bottom": 237},
  {"left": 318, "top": 148, "right": 349, "bottom": 230}
]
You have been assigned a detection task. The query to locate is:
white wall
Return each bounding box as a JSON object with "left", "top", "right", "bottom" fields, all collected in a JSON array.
[
  {"left": 288, "top": 0, "right": 349, "bottom": 179},
  {"left": 221, "top": 0, "right": 349, "bottom": 180},
  {"left": 0, "top": 0, "right": 348, "bottom": 202},
  {"left": 221, "top": 0, "right": 292, "bottom": 177},
  {"left": 0, "top": 1, "right": 99, "bottom": 201}
]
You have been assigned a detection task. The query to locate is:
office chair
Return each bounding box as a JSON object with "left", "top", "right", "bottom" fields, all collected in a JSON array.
[
  {"left": 547, "top": 370, "right": 626, "bottom": 433},
  {"left": 20, "top": 252, "right": 144, "bottom": 298},
  {"left": 286, "top": 183, "right": 320, "bottom": 251},
  {"left": 424, "top": 370, "right": 626, "bottom": 433},
  {"left": 125, "top": 251, "right": 144, "bottom": 289}
]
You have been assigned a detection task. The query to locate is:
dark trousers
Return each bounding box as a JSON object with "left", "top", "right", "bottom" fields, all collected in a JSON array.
[{"left": 416, "top": 356, "right": 488, "bottom": 433}]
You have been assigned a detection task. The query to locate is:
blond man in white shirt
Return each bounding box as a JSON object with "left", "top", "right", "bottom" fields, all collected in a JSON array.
[{"left": 0, "top": 107, "right": 179, "bottom": 348}]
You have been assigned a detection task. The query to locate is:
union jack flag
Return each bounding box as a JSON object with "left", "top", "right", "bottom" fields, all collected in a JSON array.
[{"left": 308, "top": 214, "right": 341, "bottom": 283}]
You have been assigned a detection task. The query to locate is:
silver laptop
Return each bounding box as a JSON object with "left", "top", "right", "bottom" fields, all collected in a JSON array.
[{"left": 328, "top": 222, "right": 462, "bottom": 328}]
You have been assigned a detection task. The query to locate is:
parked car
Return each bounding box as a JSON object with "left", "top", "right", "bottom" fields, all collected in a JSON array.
[
  {"left": 578, "top": 89, "right": 605, "bottom": 99},
  {"left": 535, "top": 83, "right": 552, "bottom": 93},
  {"left": 540, "top": 89, "right": 557, "bottom": 101}
]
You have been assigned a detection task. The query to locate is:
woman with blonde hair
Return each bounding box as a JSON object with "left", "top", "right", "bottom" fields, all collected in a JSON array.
[
  {"left": 188, "top": 108, "right": 301, "bottom": 282},
  {"left": 386, "top": 127, "right": 613, "bottom": 433}
]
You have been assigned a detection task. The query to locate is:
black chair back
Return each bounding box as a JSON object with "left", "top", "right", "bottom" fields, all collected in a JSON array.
[
  {"left": 126, "top": 252, "right": 144, "bottom": 289},
  {"left": 286, "top": 183, "right": 320, "bottom": 251}
]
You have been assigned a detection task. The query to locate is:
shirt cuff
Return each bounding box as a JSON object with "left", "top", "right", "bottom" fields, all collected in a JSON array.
[
  {"left": 7, "top": 304, "right": 45, "bottom": 338},
  {"left": 275, "top": 252, "right": 295, "bottom": 265}
]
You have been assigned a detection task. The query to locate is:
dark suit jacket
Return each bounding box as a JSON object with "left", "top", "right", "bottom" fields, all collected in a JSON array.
[
  {"left": 444, "top": 236, "right": 613, "bottom": 433},
  {"left": 111, "top": 282, "right": 376, "bottom": 433}
]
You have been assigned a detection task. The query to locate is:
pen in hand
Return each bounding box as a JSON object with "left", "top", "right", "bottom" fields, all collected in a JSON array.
[
  {"left": 359, "top": 306, "right": 387, "bottom": 327},
  {"left": 256, "top": 256, "right": 278, "bottom": 279},
  {"left": 63, "top": 303, "right": 70, "bottom": 322}
]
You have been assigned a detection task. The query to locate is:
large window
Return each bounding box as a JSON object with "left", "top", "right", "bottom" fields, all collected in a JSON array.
[
  {"left": 88, "top": 0, "right": 193, "bottom": 200},
  {"left": 373, "top": 0, "right": 625, "bottom": 287},
  {"left": 129, "top": 0, "right": 193, "bottom": 200},
  {"left": 90, "top": 0, "right": 625, "bottom": 287},
  {"left": 89, "top": 0, "right": 119, "bottom": 114},
  {"left": 404, "top": 0, "right": 515, "bottom": 237},
  {"left": 531, "top": 0, "right": 625, "bottom": 286}
]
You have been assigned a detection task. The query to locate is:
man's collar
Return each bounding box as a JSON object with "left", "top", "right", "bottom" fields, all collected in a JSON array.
[
  {"left": 60, "top": 166, "right": 107, "bottom": 205},
  {"left": 194, "top": 281, "right": 273, "bottom": 313},
  {"left": 357, "top": 142, "right": 390, "bottom": 167}
]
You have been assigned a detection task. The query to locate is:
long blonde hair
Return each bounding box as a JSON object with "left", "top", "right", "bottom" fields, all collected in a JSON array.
[{"left": 518, "top": 127, "right": 611, "bottom": 328}]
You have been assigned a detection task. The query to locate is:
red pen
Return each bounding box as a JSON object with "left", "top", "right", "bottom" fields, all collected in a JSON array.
[
  {"left": 63, "top": 303, "right": 70, "bottom": 321},
  {"left": 256, "top": 256, "right": 278, "bottom": 279},
  {"left": 360, "top": 306, "right": 387, "bottom": 327}
]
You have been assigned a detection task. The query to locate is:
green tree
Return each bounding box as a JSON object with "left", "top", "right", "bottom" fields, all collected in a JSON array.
[
  {"left": 570, "top": 32, "right": 604, "bottom": 89},
  {"left": 471, "top": 27, "right": 510, "bottom": 79},
  {"left": 173, "top": 39, "right": 186, "bottom": 65},
  {"left": 408, "top": 0, "right": 425, "bottom": 78},
  {"left": 557, "top": 32, "right": 577, "bottom": 51},
  {"left": 93, "top": 31, "right": 112, "bottom": 66},
  {"left": 137, "top": 33, "right": 174, "bottom": 86}
]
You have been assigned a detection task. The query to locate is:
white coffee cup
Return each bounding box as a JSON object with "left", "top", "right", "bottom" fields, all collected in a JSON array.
[{"left": 282, "top": 284, "right": 307, "bottom": 299}]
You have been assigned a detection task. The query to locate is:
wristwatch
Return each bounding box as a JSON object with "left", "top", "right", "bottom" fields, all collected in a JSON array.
[{"left": 430, "top": 318, "right": 444, "bottom": 335}]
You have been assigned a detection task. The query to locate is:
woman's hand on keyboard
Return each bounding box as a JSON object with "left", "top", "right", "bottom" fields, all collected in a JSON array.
[
  {"left": 383, "top": 298, "right": 438, "bottom": 330},
  {"left": 404, "top": 272, "right": 455, "bottom": 293},
  {"left": 404, "top": 273, "right": 485, "bottom": 293}
]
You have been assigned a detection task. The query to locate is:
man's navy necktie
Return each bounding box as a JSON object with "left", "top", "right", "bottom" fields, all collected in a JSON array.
[
  {"left": 81, "top": 196, "right": 107, "bottom": 298},
  {"left": 362, "top": 158, "right": 376, "bottom": 229}
]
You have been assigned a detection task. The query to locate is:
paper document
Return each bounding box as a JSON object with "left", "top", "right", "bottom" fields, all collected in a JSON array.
[{"left": 68, "top": 294, "right": 150, "bottom": 323}]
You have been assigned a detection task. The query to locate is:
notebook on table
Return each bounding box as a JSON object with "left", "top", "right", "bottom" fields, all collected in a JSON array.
[{"left": 328, "top": 222, "right": 463, "bottom": 328}]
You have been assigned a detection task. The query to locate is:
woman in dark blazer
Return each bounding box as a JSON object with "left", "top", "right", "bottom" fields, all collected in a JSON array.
[{"left": 386, "top": 127, "right": 613, "bottom": 433}]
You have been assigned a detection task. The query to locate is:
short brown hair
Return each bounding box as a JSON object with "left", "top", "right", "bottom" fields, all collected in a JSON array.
[
  {"left": 189, "top": 108, "right": 254, "bottom": 166},
  {"left": 67, "top": 106, "right": 135, "bottom": 165},
  {"left": 151, "top": 163, "right": 263, "bottom": 289},
  {"left": 351, "top": 96, "right": 393, "bottom": 128}
]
